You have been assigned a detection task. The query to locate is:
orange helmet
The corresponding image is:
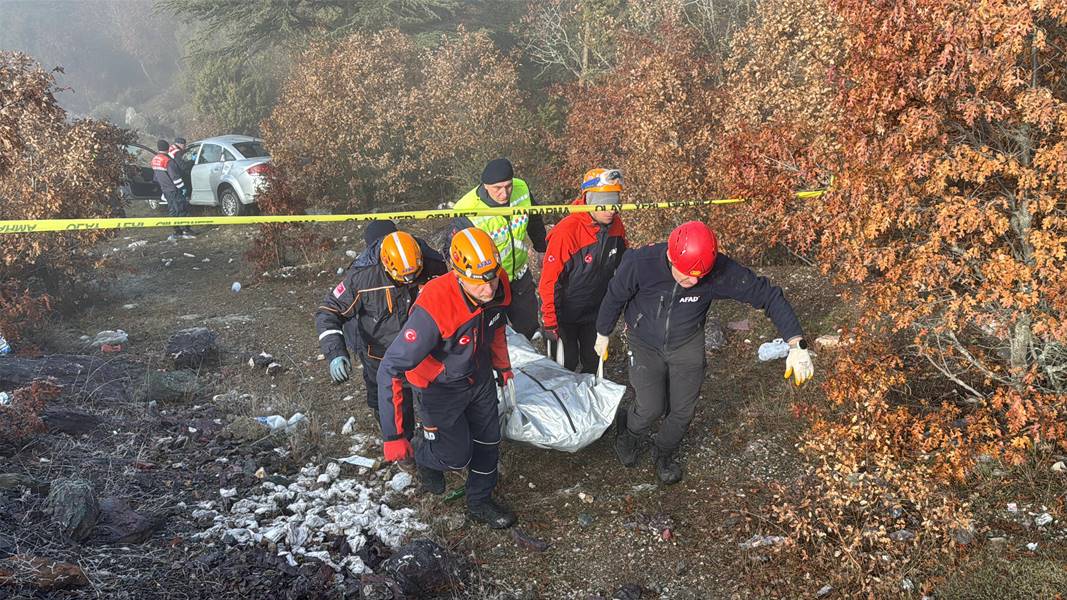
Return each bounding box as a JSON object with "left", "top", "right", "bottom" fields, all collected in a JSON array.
[
  {"left": 581, "top": 168, "right": 623, "bottom": 194},
  {"left": 450, "top": 227, "right": 500, "bottom": 284},
  {"left": 380, "top": 231, "right": 423, "bottom": 284}
]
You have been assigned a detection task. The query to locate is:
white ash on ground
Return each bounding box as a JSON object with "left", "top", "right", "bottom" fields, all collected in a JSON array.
[{"left": 191, "top": 461, "right": 428, "bottom": 577}]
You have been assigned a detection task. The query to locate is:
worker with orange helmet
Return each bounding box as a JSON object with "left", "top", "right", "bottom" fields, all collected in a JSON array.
[
  {"left": 376, "top": 227, "right": 517, "bottom": 529},
  {"left": 596, "top": 221, "right": 814, "bottom": 484},
  {"left": 315, "top": 220, "right": 447, "bottom": 436},
  {"left": 538, "top": 168, "right": 628, "bottom": 373}
]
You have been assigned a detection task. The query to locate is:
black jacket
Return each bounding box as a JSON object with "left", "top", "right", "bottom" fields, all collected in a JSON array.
[
  {"left": 596, "top": 243, "right": 804, "bottom": 350},
  {"left": 315, "top": 237, "right": 447, "bottom": 361}
]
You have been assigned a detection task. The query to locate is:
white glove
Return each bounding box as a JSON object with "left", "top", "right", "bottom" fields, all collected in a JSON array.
[
  {"left": 594, "top": 333, "right": 610, "bottom": 359},
  {"left": 784, "top": 347, "right": 814, "bottom": 386}
]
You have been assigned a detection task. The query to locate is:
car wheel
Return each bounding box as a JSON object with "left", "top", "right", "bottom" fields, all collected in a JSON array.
[{"left": 219, "top": 187, "right": 245, "bottom": 217}]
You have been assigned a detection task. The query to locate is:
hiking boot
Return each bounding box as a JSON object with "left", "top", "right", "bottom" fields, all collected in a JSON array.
[
  {"left": 418, "top": 465, "right": 445, "bottom": 495},
  {"left": 652, "top": 446, "right": 683, "bottom": 485},
  {"left": 468, "top": 497, "right": 516, "bottom": 529},
  {"left": 614, "top": 426, "right": 643, "bottom": 468}
]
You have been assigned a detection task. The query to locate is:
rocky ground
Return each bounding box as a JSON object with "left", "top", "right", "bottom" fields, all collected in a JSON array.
[{"left": 1, "top": 204, "right": 1063, "bottom": 599}]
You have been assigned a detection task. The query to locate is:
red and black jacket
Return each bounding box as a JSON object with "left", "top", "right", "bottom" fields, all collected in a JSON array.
[
  {"left": 150, "top": 152, "right": 185, "bottom": 194},
  {"left": 376, "top": 272, "right": 512, "bottom": 441},
  {"left": 538, "top": 200, "right": 627, "bottom": 329}
]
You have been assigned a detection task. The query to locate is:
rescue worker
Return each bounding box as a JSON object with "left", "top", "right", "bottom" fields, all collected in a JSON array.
[
  {"left": 150, "top": 139, "right": 193, "bottom": 240},
  {"left": 451, "top": 158, "right": 547, "bottom": 340},
  {"left": 377, "top": 227, "right": 517, "bottom": 529},
  {"left": 538, "top": 168, "right": 627, "bottom": 373},
  {"left": 595, "top": 221, "right": 814, "bottom": 484},
  {"left": 315, "top": 221, "right": 446, "bottom": 437}
]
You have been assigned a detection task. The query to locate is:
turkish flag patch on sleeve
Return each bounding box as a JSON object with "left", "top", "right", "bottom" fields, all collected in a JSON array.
[
  {"left": 332, "top": 281, "right": 346, "bottom": 298},
  {"left": 404, "top": 329, "right": 417, "bottom": 342}
]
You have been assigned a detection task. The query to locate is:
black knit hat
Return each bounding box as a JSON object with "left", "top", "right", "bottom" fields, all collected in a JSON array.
[
  {"left": 157, "top": 139, "right": 170, "bottom": 151},
  {"left": 363, "top": 219, "right": 397, "bottom": 245},
  {"left": 480, "top": 158, "right": 514, "bottom": 185},
  {"left": 174, "top": 137, "right": 187, "bottom": 145}
]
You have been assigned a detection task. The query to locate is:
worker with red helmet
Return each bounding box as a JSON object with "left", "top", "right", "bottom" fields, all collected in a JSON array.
[
  {"left": 376, "top": 227, "right": 517, "bottom": 529},
  {"left": 538, "top": 168, "right": 628, "bottom": 373},
  {"left": 595, "top": 221, "right": 814, "bottom": 484}
]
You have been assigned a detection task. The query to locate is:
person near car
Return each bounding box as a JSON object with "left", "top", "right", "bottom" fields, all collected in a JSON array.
[
  {"left": 150, "top": 139, "right": 193, "bottom": 240},
  {"left": 538, "top": 168, "right": 627, "bottom": 373},
  {"left": 315, "top": 220, "right": 447, "bottom": 438},
  {"left": 450, "top": 158, "right": 547, "bottom": 341},
  {"left": 595, "top": 221, "right": 815, "bottom": 485},
  {"left": 376, "top": 227, "right": 518, "bottom": 529}
]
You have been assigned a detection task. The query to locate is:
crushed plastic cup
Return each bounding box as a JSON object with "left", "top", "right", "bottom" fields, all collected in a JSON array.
[
  {"left": 0, "top": 335, "right": 10, "bottom": 354},
  {"left": 231, "top": 281, "right": 242, "bottom": 293},
  {"left": 255, "top": 415, "right": 288, "bottom": 430},
  {"left": 757, "top": 338, "right": 790, "bottom": 361},
  {"left": 0, "top": 392, "right": 11, "bottom": 406}
]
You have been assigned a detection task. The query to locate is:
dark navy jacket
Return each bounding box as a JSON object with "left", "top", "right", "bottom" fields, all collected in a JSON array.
[
  {"left": 596, "top": 243, "right": 804, "bottom": 350},
  {"left": 315, "top": 237, "right": 446, "bottom": 361},
  {"left": 376, "top": 272, "right": 512, "bottom": 441}
]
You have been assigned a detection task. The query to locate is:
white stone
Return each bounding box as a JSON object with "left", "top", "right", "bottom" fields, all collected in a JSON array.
[{"left": 389, "top": 472, "right": 413, "bottom": 492}]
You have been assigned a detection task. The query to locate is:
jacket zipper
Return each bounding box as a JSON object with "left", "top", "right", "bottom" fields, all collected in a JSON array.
[{"left": 662, "top": 283, "right": 679, "bottom": 350}]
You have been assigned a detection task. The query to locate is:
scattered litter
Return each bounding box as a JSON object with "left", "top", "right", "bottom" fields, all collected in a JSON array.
[
  {"left": 0, "top": 335, "right": 10, "bottom": 354},
  {"left": 231, "top": 281, "right": 241, "bottom": 293},
  {"left": 336, "top": 454, "right": 379, "bottom": 470},
  {"left": 577, "top": 492, "right": 594, "bottom": 504},
  {"left": 100, "top": 343, "right": 124, "bottom": 353},
  {"left": 219, "top": 488, "right": 237, "bottom": 499},
  {"left": 122, "top": 304, "right": 137, "bottom": 310},
  {"left": 1007, "top": 502, "right": 1019, "bottom": 513},
  {"left": 757, "top": 338, "right": 790, "bottom": 361},
  {"left": 1052, "top": 461, "right": 1065, "bottom": 473},
  {"left": 0, "top": 392, "right": 10, "bottom": 406},
  {"left": 163, "top": 259, "right": 173, "bottom": 267},
  {"left": 341, "top": 417, "right": 356, "bottom": 435},
  {"left": 1035, "top": 513, "right": 1053, "bottom": 527},
  {"left": 266, "top": 362, "right": 284, "bottom": 376},
  {"left": 345, "top": 250, "right": 357, "bottom": 258},
  {"left": 202, "top": 258, "right": 210, "bottom": 263},
  {"left": 248, "top": 352, "right": 274, "bottom": 369},
  {"left": 389, "top": 472, "right": 413, "bottom": 492},
  {"left": 88, "top": 329, "right": 128, "bottom": 348},
  {"left": 183, "top": 252, "right": 195, "bottom": 258},
  {"left": 739, "top": 534, "right": 787, "bottom": 549},
  {"left": 815, "top": 334, "right": 843, "bottom": 348},
  {"left": 255, "top": 413, "right": 307, "bottom": 433},
  {"left": 228, "top": 258, "right": 234, "bottom": 264},
  {"left": 336, "top": 267, "right": 344, "bottom": 275},
  {"left": 255, "top": 467, "right": 267, "bottom": 479},
  {"left": 193, "top": 461, "right": 428, "bottom": 575},
  {"left": 127, "top": 240, "right": 147, "bottom": 249},
  {"left": 1026, "top": 542, "right": 1039, "bottom": 551},
  {"left": 816, "top": 585, "right": 833, "bottom": 597}
]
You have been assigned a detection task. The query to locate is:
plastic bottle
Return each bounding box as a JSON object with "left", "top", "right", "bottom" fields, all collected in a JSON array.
[{"left": 0, "top": 335, "right": 10, "bottom": 354}]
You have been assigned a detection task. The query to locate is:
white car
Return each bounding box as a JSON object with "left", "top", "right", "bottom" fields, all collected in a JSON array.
[{"left": 177, "top": 135, "right": 271, "bottom": 216}]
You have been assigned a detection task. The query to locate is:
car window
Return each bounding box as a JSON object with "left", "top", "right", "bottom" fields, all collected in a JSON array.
[
  {"left": 222, "top": 148, "right": 236, "bottom": 162},
  {"left": 232, "top": 141, "right": 269, "bottom": 159},
  {"left": 200, "top": 144, "right": 223, "bottom": 164},
  {"left": 124, "top": 145, "right": 154, "bottom": 167},
  {"left": 182, "top": 144, "right": 201, "bottom": 165}
]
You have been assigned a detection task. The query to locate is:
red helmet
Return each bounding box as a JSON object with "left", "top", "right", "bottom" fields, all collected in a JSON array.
[{"left": 667, "top": 221, "right": 717, "bottom": 278}]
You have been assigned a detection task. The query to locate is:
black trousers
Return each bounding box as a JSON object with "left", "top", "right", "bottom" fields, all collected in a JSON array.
[
  {"left": 163, "top": 189, "right": 189, "bottom": 235},
  {"left": 359, "top": 351, "right": 413, "bottom": 439},
  {"left": 558, "top": 321, "right": 599, "bottom": 374},
  {"left": 507, "top": 271, "right": 539, "bottom": 340},
  {"left": 413, "top": 378, "right": 501, "bottom": 506},
  {"left": 625, "top": 331, "right": 706, "bottom": 452}
]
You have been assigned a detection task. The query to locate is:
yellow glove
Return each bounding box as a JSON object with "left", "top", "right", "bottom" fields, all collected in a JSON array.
[
  {"left": 594, "top": 333, "right": 610, "bottom": 360},
  {"left": 784, "top": 347, "right": 814, "bottom": 386}
]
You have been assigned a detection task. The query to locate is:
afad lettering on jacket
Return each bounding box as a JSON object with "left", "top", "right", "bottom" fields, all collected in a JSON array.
[
  {"left": 489, "top": 313, "right": 501, "bottom": 327},
  {"left": 333, "top": 281, "right": 346, "bottom": 298},
  {"left": 679, "top": 296, "right": 700, "bottom": 303}
]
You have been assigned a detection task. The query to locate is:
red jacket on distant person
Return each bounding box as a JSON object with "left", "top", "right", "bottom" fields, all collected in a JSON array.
[{"left": 538, "top": 198, "right": 627, "bottom": 330}]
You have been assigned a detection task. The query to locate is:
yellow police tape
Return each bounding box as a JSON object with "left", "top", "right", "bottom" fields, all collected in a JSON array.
[{"left": 0, "top": 189, "right": 826, "bottom": 235}]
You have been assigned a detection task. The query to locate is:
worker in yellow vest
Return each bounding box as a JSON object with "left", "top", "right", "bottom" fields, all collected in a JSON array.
[{"left": 451, "top": 158, "right": 547, "bottom": 340}]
